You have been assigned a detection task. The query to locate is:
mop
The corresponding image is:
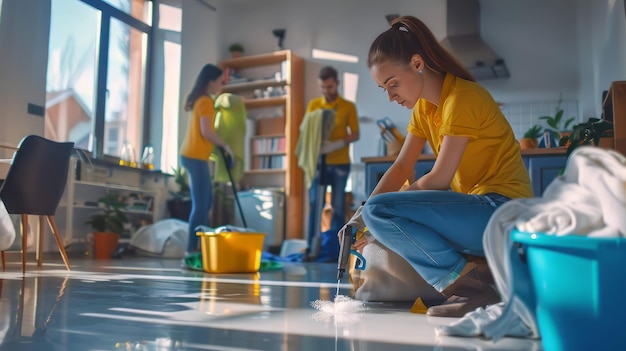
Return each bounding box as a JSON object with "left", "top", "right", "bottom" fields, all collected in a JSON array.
[
  {"left": 219, "top": 146, "right": 247, "bottom": 228},
  {"left": 183, "top": 148, "right": 247, "bottom": 271},
  {"left": 184, "top": 148, "right": 283, "bottom": 272}
]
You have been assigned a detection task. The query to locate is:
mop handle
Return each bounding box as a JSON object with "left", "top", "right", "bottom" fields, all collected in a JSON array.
[{"left": 219, "top": 146, "right": 247, "bottom": 228}]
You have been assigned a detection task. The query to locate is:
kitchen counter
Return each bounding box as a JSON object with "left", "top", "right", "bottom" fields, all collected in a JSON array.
[
  {"left": 362, "top": 147, "right": 569, "bottom": 197},
  {"left": 361, "top": 147, "right": 567, "bottom": 163}
]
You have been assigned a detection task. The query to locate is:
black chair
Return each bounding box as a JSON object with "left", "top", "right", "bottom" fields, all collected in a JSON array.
[{"left": 0, "top": 135, "right": 74, "bottom": 273}]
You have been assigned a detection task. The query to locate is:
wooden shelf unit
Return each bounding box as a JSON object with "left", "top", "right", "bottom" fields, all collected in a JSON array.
[
  {"left": 602, "top": 81, "right": 626, "bottom": 156},
  {"left": 219, "top": 50, "right": 304, "bottom": 239}
]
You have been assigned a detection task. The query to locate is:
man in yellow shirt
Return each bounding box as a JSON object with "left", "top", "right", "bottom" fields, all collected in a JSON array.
[{"left": 306, "top": 66, "right": 359, "bottom": 248}]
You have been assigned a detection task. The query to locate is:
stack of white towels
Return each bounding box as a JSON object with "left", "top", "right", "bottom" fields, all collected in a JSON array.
[{"left": 438, "top": 146, "right": 626, "bottom": 340}]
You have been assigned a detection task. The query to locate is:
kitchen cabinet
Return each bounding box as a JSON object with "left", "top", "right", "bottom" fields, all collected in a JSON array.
[
  {"left": 364, "top": 156, "right": 435, "bottom": 196},
  {"left": 524, "top": 154, "right": 567, "bottom": 197},
  {"left": 363, "top": 149, "right": 568, "bottom": 198},
  {"left": 219, "top": 50, "right": 304, "bottom": 238},
  {"left": 602, "top": 81, "right": 626, "bottom": 156}
]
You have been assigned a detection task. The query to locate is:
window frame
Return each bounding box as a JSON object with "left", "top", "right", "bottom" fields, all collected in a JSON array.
[{"left": 79, "top": 0, "right": 154, "bottom": 159}]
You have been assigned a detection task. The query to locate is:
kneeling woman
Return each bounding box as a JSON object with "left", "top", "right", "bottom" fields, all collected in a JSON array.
[{"left": 345, "top": 15, "right": 532, "bottom": 317}]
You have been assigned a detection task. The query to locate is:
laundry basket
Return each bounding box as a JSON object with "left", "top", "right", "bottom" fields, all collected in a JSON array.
[{"left": 512, "top": 229, "right": 626, "bottom": 351}]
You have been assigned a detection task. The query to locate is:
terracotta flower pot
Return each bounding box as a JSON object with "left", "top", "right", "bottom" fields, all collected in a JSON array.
[
  {"left": 520, "top": 138, "right": 538, "bottom": 149},
  {"left": 93, "top": 232, "right": 120, "bottom": 259}
]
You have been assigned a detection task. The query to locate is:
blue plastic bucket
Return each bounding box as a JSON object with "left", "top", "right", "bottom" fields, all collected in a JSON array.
[{"left": 512, "top": 229, "right": 626, "bottom": 351}]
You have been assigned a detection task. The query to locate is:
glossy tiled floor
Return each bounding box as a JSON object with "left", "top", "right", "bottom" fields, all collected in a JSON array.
[{"left": 0, "top": 255, "right": 542, "bottom": 350}]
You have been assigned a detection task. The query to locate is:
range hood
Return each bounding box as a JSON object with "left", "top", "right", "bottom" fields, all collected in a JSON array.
[{"left": 439, "top": 0, "right": 510, "bottom": 80}]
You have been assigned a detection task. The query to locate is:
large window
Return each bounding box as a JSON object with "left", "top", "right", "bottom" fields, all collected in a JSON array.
[
  {"left": 104, "top": 0, "right": 151, "bottom": 23},
  {"left": 104, "top": 17, "right": 148, "bottom": 160},
  {"left": 45, "top": 0, "right": 99, "bottom": 150},
  {"left": 156, "top": 1, "right": 181, "bottom": 173},
  {"left": 46, "top": 0, "right": 153, "bottom": 165}
]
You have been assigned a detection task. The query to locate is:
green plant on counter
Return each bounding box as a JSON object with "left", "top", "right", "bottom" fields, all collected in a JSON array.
[
  {"left": 562, "top": 117, "right": 614, "bottom": 156},
  {"left": 523, "top": 124, "right": 543, "bottom": 139},
  {"left": 539, "top": 96, "right": 576, "bottom": 142},
  {"left": 85, "top": 192, "right": 129, "bottom": 234}
]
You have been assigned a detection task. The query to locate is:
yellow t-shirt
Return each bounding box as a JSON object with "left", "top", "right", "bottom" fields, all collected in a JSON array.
[
  {"left": 408, "top": 73, "right": 533, "bottom": 199},
  {"left": 180, "top": 95, "right": 215, "bottom": 160},
  {"left": 306, "top": 95, "right": 359, "bottom": 165}
]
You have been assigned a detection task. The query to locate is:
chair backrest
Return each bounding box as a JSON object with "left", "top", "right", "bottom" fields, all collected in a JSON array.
[{"left": 0, "top": 135, "right": 74, "bottom": 215}]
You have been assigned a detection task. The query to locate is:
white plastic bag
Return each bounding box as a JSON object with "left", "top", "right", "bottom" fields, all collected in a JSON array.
[
  {"left": 351, "top": 240, "right": 442, "bottom": 303},
  {"left": 129, "top": 219, "right": 188, "bottom": 258}
]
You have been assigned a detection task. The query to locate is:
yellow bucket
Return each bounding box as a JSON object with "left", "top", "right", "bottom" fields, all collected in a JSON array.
[{"left": 196, "top": 231, "right": 265, "bottom": 273}]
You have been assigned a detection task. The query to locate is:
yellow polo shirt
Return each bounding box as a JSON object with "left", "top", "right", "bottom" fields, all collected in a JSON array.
[
  {"left": 180, "top": 95, "right": 215, "bottom": 160},
  {"left": 306, "top": 95, "right": 359, "bottom": 165},
  {"left": 408, "top": 73, "right": 533, "bottom": 198}
]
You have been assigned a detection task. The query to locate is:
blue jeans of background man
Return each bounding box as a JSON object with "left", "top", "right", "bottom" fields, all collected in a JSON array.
[
  {"left": 362, "top": 190, "right": 510, "bottom": 292},
  {"left": 180, "top": 156, "right": 213, "bottom": 252},
  {"left": 308, "top": 163, "right": 351, "bottom": 242}
]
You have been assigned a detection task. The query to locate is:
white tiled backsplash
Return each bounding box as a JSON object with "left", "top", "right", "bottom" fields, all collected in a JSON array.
[{"left": 500, "top": 99, "right": 579, "bottom": 140}]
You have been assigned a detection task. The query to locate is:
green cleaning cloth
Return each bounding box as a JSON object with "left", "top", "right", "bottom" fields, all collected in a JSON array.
[
  {"left": 183, "top": 252, "right": 205, "bottom": 271},
  {"left": 183, "top": 252, "right": 283, "bottom": 272}
]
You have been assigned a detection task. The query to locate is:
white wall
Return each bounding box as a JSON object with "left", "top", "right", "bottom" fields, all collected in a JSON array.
[
  {"left": 0, "top": 0, "right": 49, "bottom": 142},
  {"left": 480, "top": 0, "right": 580, "bottom": 102},
  {"left": 178, "top": 0, "right": 220, "bottom": 149},
  {"left": 578, "top": 0, "right": 626, "bottom": 118},
  {"left": 211, "top": 0, "right": 626, "bottom": 168},
  {"left": 0, "top": 0, "right": 623, "bottom": 186},
  {"left": 0, "top": 0, "right": 50, "bottom": 176},
  {"left": 215, "top": 0, "right": 445, "bottom": 162}
]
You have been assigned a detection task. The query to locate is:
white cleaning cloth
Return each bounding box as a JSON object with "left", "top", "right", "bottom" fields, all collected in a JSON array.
[
  {"left": 438, "top": 146, "right": 626, "bottom": 340},
  {"left": 0, "top": 201, "right": 15, "bottom": 250}
]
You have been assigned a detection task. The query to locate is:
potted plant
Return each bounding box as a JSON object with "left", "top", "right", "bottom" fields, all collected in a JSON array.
[
  {"left": 228, "top": 43, "right": 244, "bottom": 58},
  {"left": 167, "top": 166, "right": 192, "bottom": 220},
  {"left": 539, "top": 97, "right": 576, "bottom": 145},
  {"left": 561, "top": 117, "right": 614, "bottom": 156},
  {"left": 85, "top": 192, "right": 129, "bottom": 259},
  {"left": 520, "top": 124, "right": 543, "bottom": 149}
]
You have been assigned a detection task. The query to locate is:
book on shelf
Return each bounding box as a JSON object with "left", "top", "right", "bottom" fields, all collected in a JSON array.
[
  {"left": 252, "top": 136, "right": 286, "bottom": 153},
  {"left": 251, "top": 155, "right": 286, "bottom": 170}
]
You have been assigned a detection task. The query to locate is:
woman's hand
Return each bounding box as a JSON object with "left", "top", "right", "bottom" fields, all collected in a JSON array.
[
  {"left": 352, "top": 235, "right": 370, "bottom": 252},
  {"left": 222, "top": 145, "right": 235, "bottom": 168},
  {"left": 337, "top": 205, "right": 365, "bottom": 244}
]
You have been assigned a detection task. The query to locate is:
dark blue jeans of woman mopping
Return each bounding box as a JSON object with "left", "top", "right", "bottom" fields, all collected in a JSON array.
[
  {"left": 180, "top": 156, "right": 213, "bottom": 253},
  {"left": 362, "top": 191, "right": 510, "bottom": 292}
]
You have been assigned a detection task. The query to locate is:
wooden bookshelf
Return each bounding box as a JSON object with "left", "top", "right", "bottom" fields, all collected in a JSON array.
[
  {"left": 602, "top": 81, "right": 626, "bottom": 156},
  {"left": 220, "top": 50, "right": 304, "bottom": 239}
]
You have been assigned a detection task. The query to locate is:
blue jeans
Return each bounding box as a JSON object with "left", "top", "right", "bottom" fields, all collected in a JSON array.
[
  {"left": 180, "top": 156, "right": 213, "bottom": 252},
  {"left": 362, "top": 191, "right": 510, "bottom": 292},
  {"left": 307, "top": 163, "right": 350, "bottom": 242}
]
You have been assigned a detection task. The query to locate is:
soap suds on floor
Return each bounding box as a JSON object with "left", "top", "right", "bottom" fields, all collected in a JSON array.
[
  {"left": 311, "top": 294, "right": 366, "bottom": 314},
  {"left": 310, "top": 295, "right": 367, "bottom": 324}
]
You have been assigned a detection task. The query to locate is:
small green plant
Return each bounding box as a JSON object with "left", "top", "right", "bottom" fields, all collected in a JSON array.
[
  {"left": 85, "top": 192, "right": 129, "bottom": 234},
  {"left": 539, "top": 96, "right": 576, "bottom": 141},
  {"left": 523, "top": 124, "right": 543, "bottom": 139},
  {"left": 228, "top": 43, "right": 244, "bottom": 54},
  {"left": 169, "top": 166, "right": 190, "bottom": 200},
  {"left": 563, "top": 118, "right": 614, "bottom": 156}
]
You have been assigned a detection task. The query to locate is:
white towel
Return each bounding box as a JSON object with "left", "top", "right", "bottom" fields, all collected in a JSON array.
[
  {"left": 438, "top": 146, "right": 626, "bottom": 340},
  {"left": 0, "top": 200, "right": 15, "bottom": 250}
]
